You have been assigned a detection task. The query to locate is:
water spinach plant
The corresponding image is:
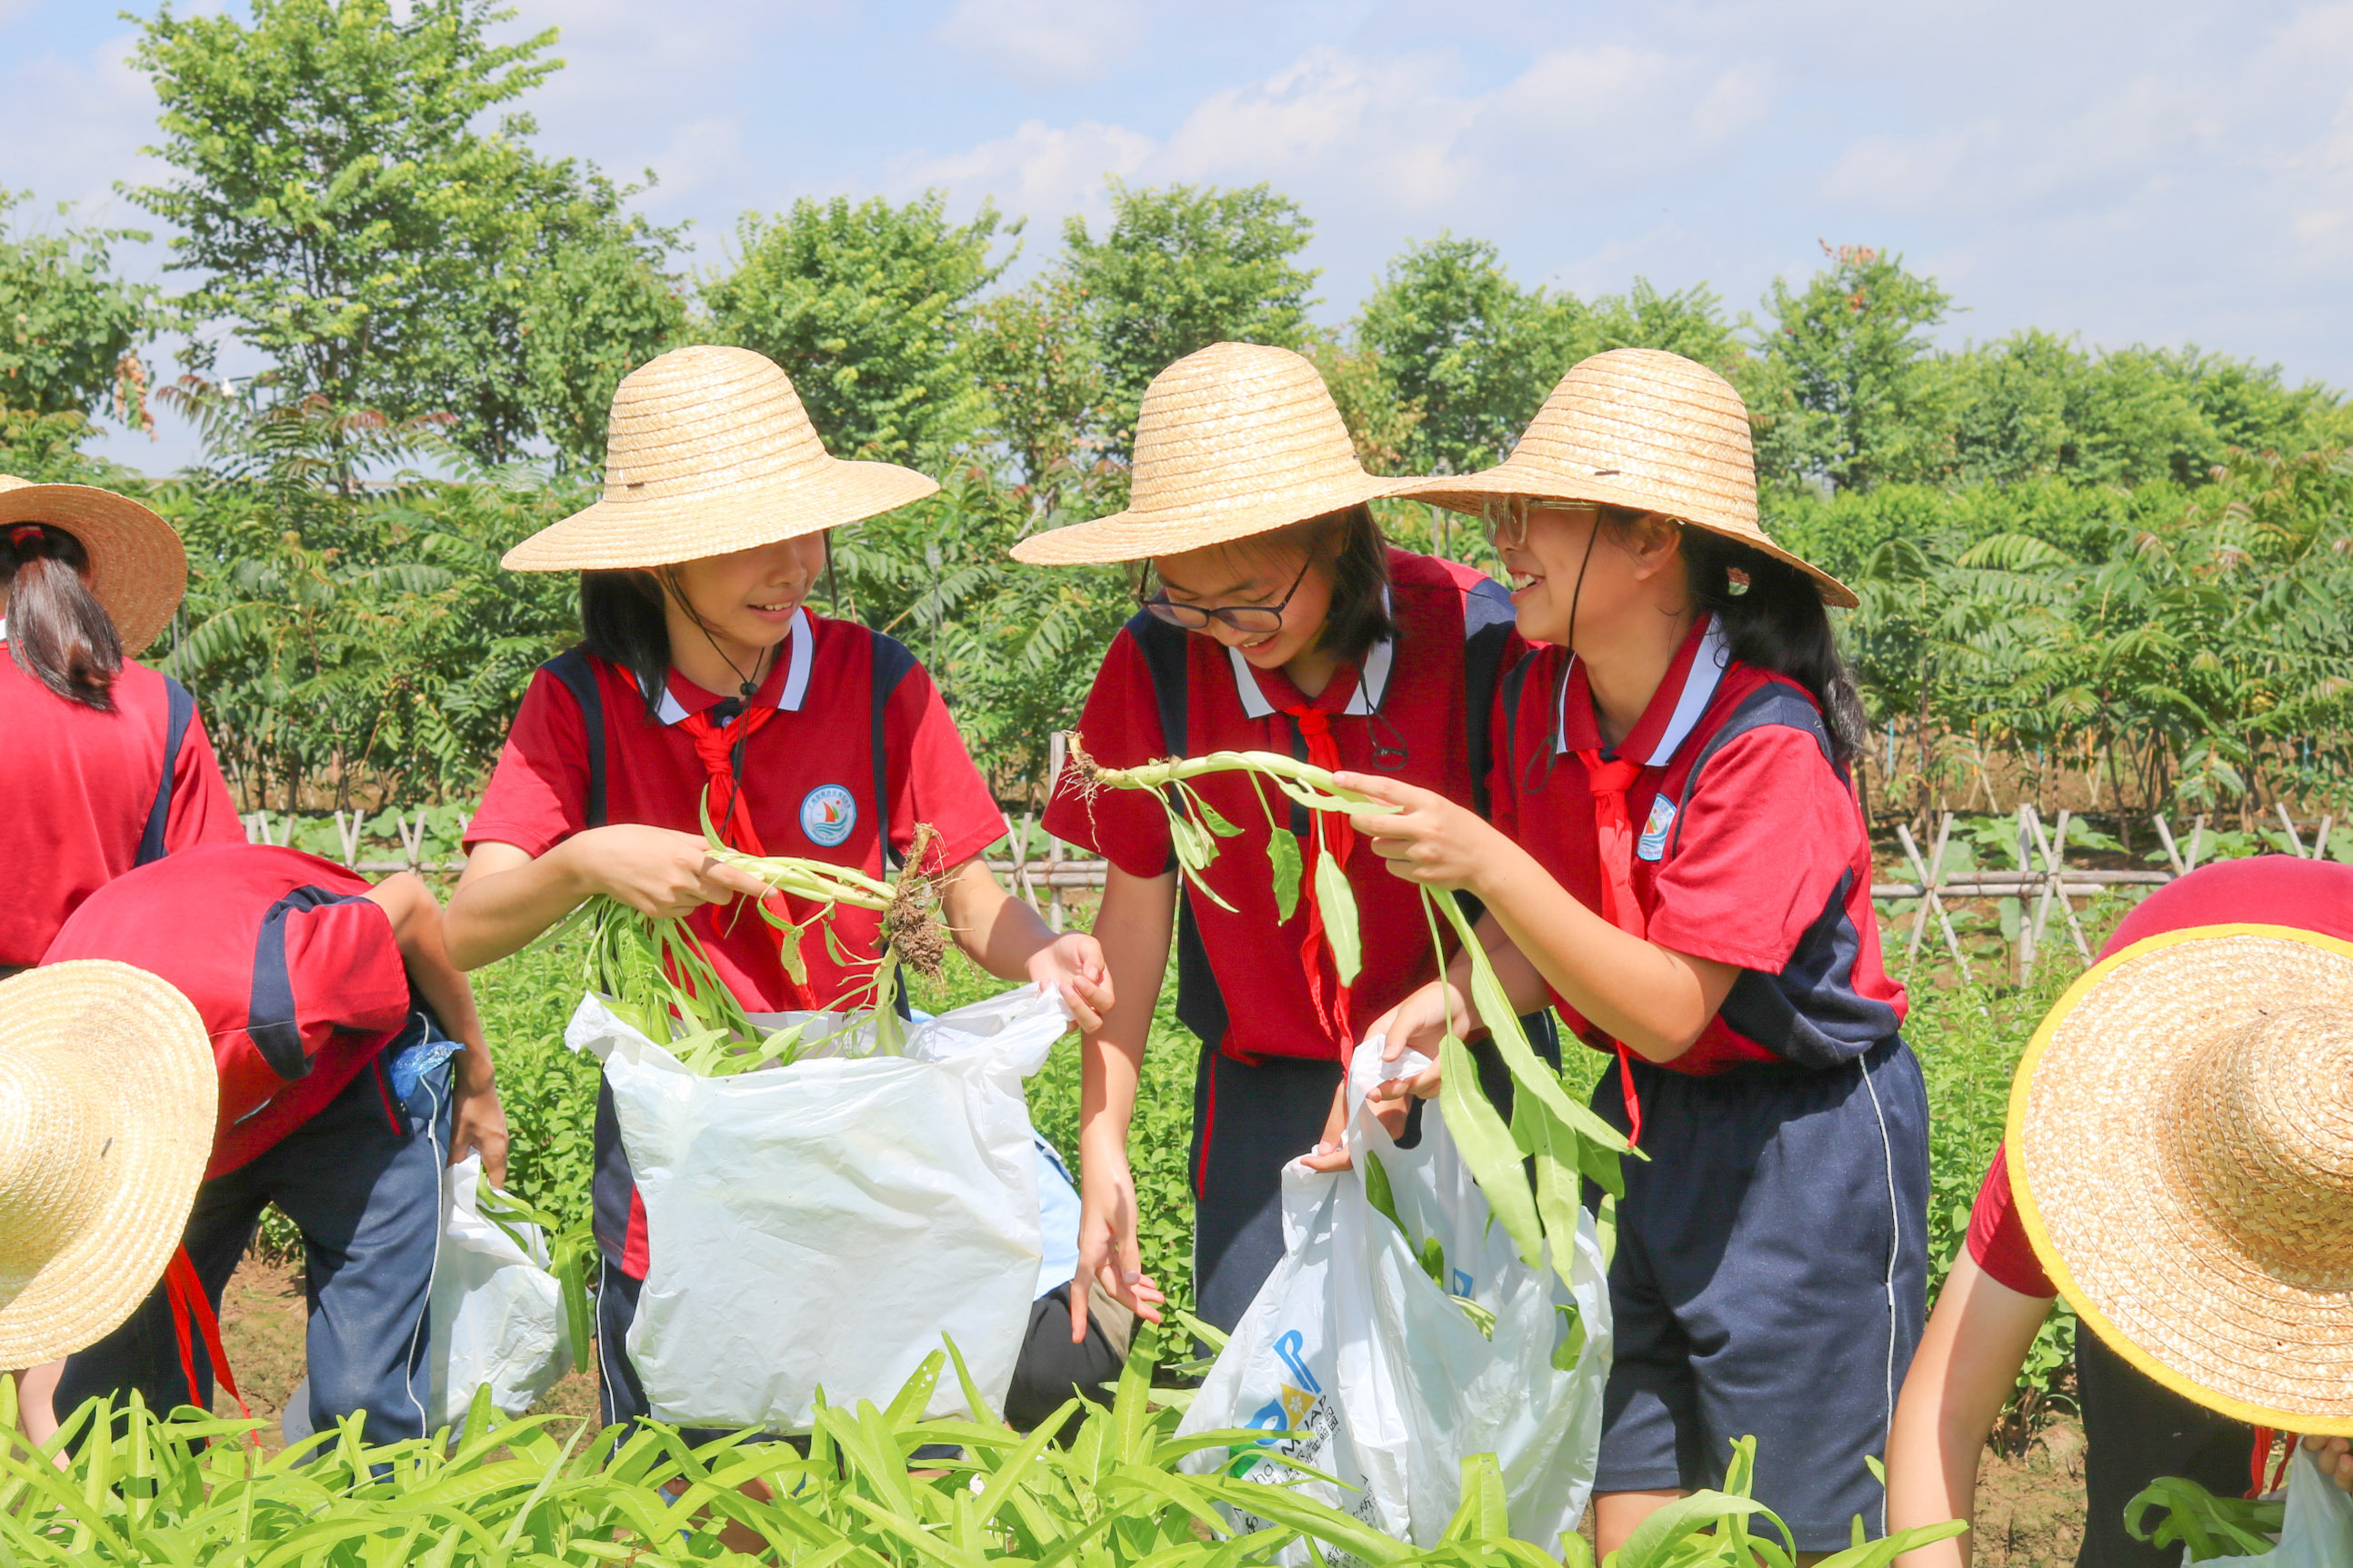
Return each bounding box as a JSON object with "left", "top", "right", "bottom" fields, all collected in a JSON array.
[{"left": 1066, "top": 736, "right": 1637, "bottom": 1295}]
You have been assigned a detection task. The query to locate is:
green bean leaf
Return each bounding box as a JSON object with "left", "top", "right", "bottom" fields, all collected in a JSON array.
[
  {"left": 1196, "top": 799, "right": 1245, "bottom": 838},
  {"left": 1313, "top": 846, "right": 1361, "bottom": 984},
  {"left": 1360, "top": 1147, "right": 1403, "bottom": 1235},
  {"left": 1438, "top": 1034, "right": 1543, "bottom": 1266},
  {"left": 1266, "top": 829, "right": 1303, "bottom": 924}
]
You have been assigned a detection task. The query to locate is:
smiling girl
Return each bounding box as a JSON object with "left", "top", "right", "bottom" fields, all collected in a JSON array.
[
  {"left": 1011, "top": 342, "right": 1539, "bottom": 1342},
  {"left": 1335, "top": 350, "right": 1927, "bottom": 1556},
  {"left": 443, "top": 345, "right": 1110, "bottom": 1435}
]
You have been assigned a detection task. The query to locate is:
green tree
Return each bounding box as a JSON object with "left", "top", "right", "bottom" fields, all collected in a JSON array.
[
  {"left": 1577, "top": 278, "right": 1746, "bottom": 373},
  {"left": 1355, "top": 234, "right": 1566, "bottom": 473},
  {"left": 0, "top": 192, "right": 155, "bottom": 422},
  {"left": 127, "top": 0, "right": 674, "bottom": 462},
  {"left": 1749, "top": 244, "right": 1953, "bottom": 493},
  {"left": 969, "top": 274, "right": 1108, "bottom": 487},
  {"left": 705, "top": 192, "right": 1010, "bottom": 465},
  {"left": 1060, "top": 180, "right": 1318, "bottom": 447},
  {"left": 520, "top": 228, "right": 689, "bottom": 471}
]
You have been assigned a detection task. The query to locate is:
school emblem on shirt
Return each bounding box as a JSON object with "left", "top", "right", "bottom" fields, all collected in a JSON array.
[
  {"left": 799, "top": 784, "right": 856, "bottom": 847},
  {"left": 1637, "top": 794, "right": 1677, "bottom": 861}
]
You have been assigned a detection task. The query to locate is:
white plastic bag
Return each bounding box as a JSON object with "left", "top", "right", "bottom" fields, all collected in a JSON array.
[
  {"left": 2198, "top": 1450, "right": 2353, "bottom": 1568},
  {"left": 568, "top": 984, "right": 1064, "bottom": 1430},
  {"left": 427, "top": 1154, "right": 572, "bottom": 1425},
  {"left": 1178, "top": 1037, "right": 1612, "bottom": 1555}
]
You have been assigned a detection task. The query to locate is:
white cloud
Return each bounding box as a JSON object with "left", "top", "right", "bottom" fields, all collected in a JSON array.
[
  {"left": 891, "top": 117, "right": 1155, "bottom": 230},
  {"left": 936, "top": 0, "right": 1146, "bottom": 89}
]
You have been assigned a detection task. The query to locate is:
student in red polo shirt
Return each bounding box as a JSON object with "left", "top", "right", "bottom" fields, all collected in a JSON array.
[
  {"left": 443, "top": 345, "right": 1110, "bottom": 1436},
  {"left": 37, "top": 843, "right": 506, "bottom": 1445},
  {"left": 1887, "top": 856, "right": 2353, "bottom": 1568},
  {"left": 1337, "top": 350, "right": 1926, "bottom": 1554},
  {"left": 1, "top": 476, "right": 239, "bottom": 974},
  {"left": 1009, "top": 342, "right": 1541, "bottom": 1338}
]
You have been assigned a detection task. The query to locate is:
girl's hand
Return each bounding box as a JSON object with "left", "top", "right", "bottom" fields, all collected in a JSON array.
[
  {"left": 450, "top": 1074, "right": 511, "bottom": 1187},
  {"left": 1026, "top": 931, "right": 1115, "bottom": 1032},
  {"left": 1366, "top": 980, "right": 1464, "bottom": 1112},
  {"left": 1070, "top": 1139, "right": 1150, "bottom": 1342},
  {"left": 2302, "top": 1434, "right": 2353, "bottom": 1493},
  {"left": 568, "top": 824, "right": 771, "bottom": 917},
  {"left": 1334, "top": 773, "right": 1511, "bottom": 894}
]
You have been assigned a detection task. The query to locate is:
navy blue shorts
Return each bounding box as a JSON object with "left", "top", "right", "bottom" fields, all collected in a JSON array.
[
  {"left": 1583, "top": 1034, "right": 1929, "bottom": 1552},
  {"left": 61, "top": 1024, "right": 454, "bottom": 1446}
]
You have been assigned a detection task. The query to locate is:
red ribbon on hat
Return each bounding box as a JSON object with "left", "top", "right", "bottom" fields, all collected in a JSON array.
[
  {"left": 1579, "top": 750, "right": 1648, "bottom": 1147},
  {"left": 1281, "top": 704, "right": 1357, "bottom": 1054}
]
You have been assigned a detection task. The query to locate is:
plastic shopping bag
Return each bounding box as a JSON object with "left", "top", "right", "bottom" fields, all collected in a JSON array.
[
  {"left": 2191, "top": 1449, "right": 2353, "bottom": 1568},
  {"left": 427, "top": 1154, "right": 573, "bottom": 1426},
  {"left": 568, "top": 984, "right": 1065, "bottom": 1430},
  {"left": 1178, "top": 1037, "right": 1612, "bottom": 1556}
]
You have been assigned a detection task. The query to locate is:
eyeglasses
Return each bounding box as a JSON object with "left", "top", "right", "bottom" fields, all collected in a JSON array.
[
  {"left": 1481, "top": 497, "right": 1599, "bottom": 550},
  {"left": 1141, "top": 554, "right": 1315, "bottom": 634}
]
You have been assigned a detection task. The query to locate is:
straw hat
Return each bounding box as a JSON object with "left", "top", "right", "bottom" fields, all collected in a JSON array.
[
  {"left": 502, "top": 345, "right": 939, "bottom": 571},
  {"left": 2008, "top": 924, "right": 2353, "bottom": 1434},
  {"left": 1397, "top": 347, "right": 1856, "bottom": 608},
  {"left": 0, "top": 962, "right": 216, "bottom": 1366},
  {"left": 0, "top": 476, "right": 188, "bottom": 654},
  {"left": 1010, "top": 342, "right": 1415, "bottom": 565}
]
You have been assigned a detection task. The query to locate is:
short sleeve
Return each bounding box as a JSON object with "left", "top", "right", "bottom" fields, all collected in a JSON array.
[
  {"left": 1042, "top": 632, "right": 1176, "bottom": 881},
  {"left": 465, "top": 668, "right": 591, "bottom": 857},
  {"left": 882, "top": 659, "right": 1006, "bottom": 875},
  {"left": 165, "top": 711, "right": 245, "bottom": 851},
  {"left": 1968, "top": 1142, "right": 2058, "bottom": 1298},
  {"left": 1645, "top": 725, "right": 1865, "bottom": 973},
  {"left": 282, "top": 895, "right": 414, "bottom": 1043}
]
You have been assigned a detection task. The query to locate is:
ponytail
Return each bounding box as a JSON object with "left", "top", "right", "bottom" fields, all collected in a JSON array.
[
  {"left": 3, "top": 524, "right": 122, "bottom": 710},
  {"left": 1681, "top": 527, "right": 1865, "bottom": 768}
]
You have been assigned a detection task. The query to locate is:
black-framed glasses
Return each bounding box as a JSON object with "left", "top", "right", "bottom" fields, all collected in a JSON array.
[
  {"left": 1141, "top": 553, "right": 1315, "bottom": 633},
  {"left": 1482, "top": 496, "right": 1598, "bottom": 550}
]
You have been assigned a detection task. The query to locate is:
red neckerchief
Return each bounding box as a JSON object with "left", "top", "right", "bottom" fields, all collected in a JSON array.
[
  {"left": 1559, "top": 615, "right": 1725, "bottom": 1147},
  {"left": 165, "top": 1245, "right": 254, "bottom": 1441},
  {"left": 668, "top": 678, "right": 805, "bottom": 1002},
  {"left": 1278, "top": 702, "right": 1357, "bottom": 1053}
]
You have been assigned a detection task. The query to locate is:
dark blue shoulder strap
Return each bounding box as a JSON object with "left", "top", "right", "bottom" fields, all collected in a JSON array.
[
  {"left": 1458, "top": 576, "right": 1516, "bottom": 820},
  {"left": 542, "top": 645, "right": 607, "bottom": 830},
  {"left": 869, "top": 630, "right": 918, "bottom": 874},
  {"left": 246, "top": 884, "right": 359, "bottom": 1082},
  {"left": 1128, "top": 609, "right": 1189, "bottom": 762},
  {"left": 1667, "top": 681, "right": 1836, "bottom": 857},
  {"left": 135, "top": 676, "right": 196, "bottom": 867}
]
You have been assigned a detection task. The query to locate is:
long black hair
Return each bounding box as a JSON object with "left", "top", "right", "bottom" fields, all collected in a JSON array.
[
  {"left": 3, "top": 524, "right": 122, "bottom": 709},
  {"left": 579, "top": 569, "right": 673, "bottom": 716},
  {"left": 1679, "top": 524, "right": 1865, "bottom": 767}
]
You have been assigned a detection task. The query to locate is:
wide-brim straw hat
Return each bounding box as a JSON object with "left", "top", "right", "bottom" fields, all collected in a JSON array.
[
  {"left": 1397, "top": 347, "right": 1857, "bottom": 609},
  {"left": 1010, "top": 342, "right": 1416, "bottom": 565},
  {"left": 0, "top": 476, "right": 188, "bottom": 654},
  {"left": 502, "top": 345, "right": 939, "bottom": 572},
  {"left": 2008, "top": 924, "right": 2353, "bottom": 1434},
  {"left": 0, "top": 962, "right": 216, "bottom": 1366}
]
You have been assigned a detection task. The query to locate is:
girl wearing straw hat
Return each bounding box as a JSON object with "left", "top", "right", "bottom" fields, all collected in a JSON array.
[
  {"left": 0, "top": 961, "right": 216, "bottom": 1418},
  {"left": 1335, "top": 349, "right": 1927, "bottom": 1553},
  {"left": 1887, "top": 854, "right": 2353, "bottom": 1568},
  {"left": 1013, "top": 341, "right": 1547, "bottom": 1340},
  {"left": 0, "top": 476, "right": 241, "bottom": 975},
  {"left": 442, "top": 345, "right": 1112, "bottom": 1436}
]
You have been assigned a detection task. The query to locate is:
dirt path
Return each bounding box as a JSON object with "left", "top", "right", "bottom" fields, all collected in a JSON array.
[{"left": 218, "top": 1250, "right": 2092, "bottom": 1562}]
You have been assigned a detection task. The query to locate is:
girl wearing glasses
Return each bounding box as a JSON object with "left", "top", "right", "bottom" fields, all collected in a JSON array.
[
  {"left": 1011, "top": 342, "right": 1543, "bottom": 1342},
  {"left": 1329, "top": 351, "right": 1927, "bottom": 1556}
]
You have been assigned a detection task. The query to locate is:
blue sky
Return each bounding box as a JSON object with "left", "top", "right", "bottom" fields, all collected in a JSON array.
[{"left": 5, "top": 0, "right": 2350, "bottom": 473}]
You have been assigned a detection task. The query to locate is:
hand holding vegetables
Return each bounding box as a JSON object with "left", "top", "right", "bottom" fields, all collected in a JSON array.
[
  {"left": 1335, "top": 772, "right": 1517, "bottom": 895},
  {"left": 576, "top": 824, "right": 776, "bottom": 917}
]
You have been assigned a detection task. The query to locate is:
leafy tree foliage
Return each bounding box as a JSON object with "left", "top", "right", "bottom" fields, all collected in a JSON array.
[
  {"left": 1060, "top": 181, "right": 1318, "bottom": 447},
  {"left": 127, "top": 0, "right": 674, "bottom": 461},
  {"left": 1356, "top": 234, "right": 1566, "bottom": 474},
  {"left": 705, "top": 193, "right": 1010, "bottom": 465},
  {"left": 0, "top": 194, "right": 156, "bottom": 424},
  {"left": 968, "top": 275, "right": 1108, "bottom": 486}
]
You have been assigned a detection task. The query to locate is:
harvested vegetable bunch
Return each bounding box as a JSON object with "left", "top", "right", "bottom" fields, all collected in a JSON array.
[
  {"left": 574, "top": 798, "right": 955, "bottom": 1074},
  {"left": 2128, "top": 1474, "right": 2288, "bottom": 1562},
  {"left": 1069, "top": 733, "right": 1637, "bottom": 1295}
]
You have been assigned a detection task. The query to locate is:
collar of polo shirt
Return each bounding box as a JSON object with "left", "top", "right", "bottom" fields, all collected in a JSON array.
[
  {"left": 649, "top": 607, "right": 816, "bottom": 724},
  {"left": 1557, "top": 616, "right": 1729, "bottom": 763},
  {"left": 1224, "top": 588, "right": 1397, "bottom": 720}
]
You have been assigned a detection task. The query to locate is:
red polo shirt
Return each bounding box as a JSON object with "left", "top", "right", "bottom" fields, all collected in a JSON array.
[
  {"left": 1968, "top": 855, "right": 2353, "bottom": 1297},
  {"left": 1, "top": 653, "right": 241, "bottom": 966},
  {"left": 465, "top": 611, "right": 1006, "bottom": 1011},
  {"left": 45, "top": 844, "right": 416, "bottom": 1177},
  {"left": 1045, "top": 548, "right": 1520, "bottom": 1060},
  {"left": 1491, "top": 614, "right": 1905, "bottom": 1073}
]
